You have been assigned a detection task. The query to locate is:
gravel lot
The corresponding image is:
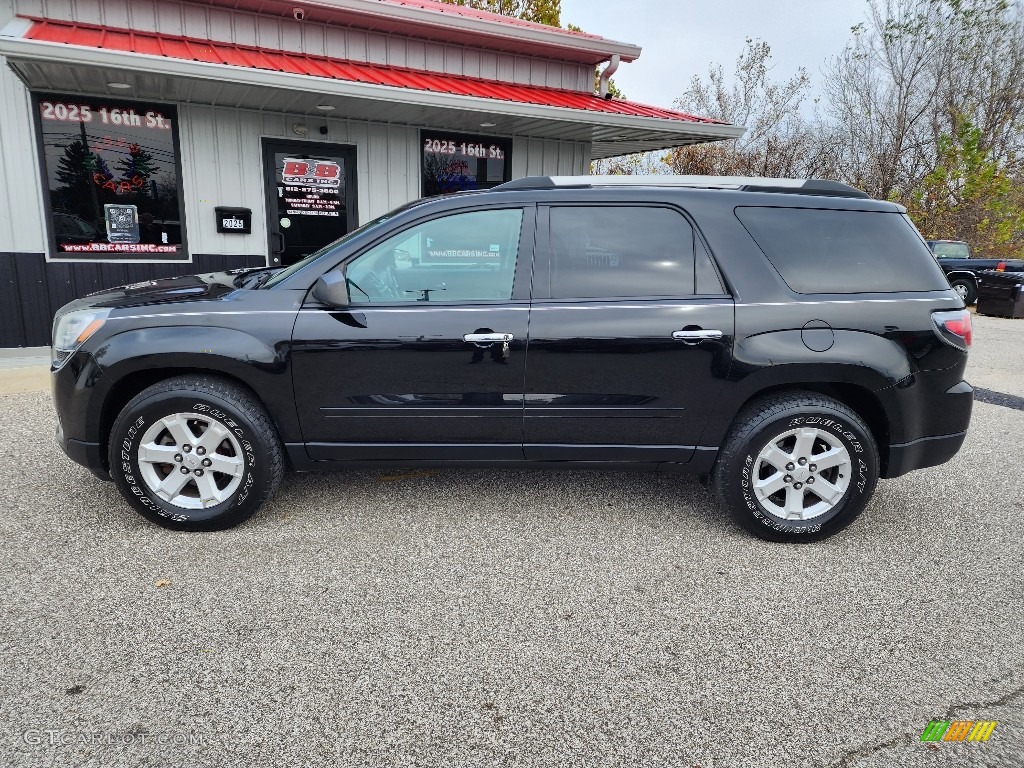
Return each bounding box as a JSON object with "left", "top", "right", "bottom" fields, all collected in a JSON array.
[{"left": 1, "top": 314, "right": 1021, "bottom": 768}]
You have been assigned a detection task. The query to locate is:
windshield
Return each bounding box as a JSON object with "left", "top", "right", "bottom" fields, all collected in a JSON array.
[
  {"left": 262, "top": 202, "right": 421, "bottom": 288},
  {"left": 930, "top": 241, "right": 970, "bottom": 259}
]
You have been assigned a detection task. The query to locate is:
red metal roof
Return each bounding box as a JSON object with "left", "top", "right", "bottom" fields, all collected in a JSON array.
[
  {"left": 23, "top": 17, "right": 721, "bottom": 125},
  {"left": 365, "top": 0, "right": 607, "bottom": 40}
]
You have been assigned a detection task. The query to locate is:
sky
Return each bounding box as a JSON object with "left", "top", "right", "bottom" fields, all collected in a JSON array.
[{"left": 560, "top": 0, "right": 870, "bottom": 112}]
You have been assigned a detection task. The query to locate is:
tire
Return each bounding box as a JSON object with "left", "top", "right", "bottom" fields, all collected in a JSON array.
[
  {"left": 948, "top": 277, "right": 977, "bottom": 306},
  {"left": 107, "top": 375, "right": 284, "bottom": 531},
  {"left": 712, "top": 392, "right": 879, "bottom": 543}
]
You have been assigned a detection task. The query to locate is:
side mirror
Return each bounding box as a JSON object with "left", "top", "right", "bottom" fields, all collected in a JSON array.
[{"left": 311, "top": 270, "right": 350, "bottom": 307}]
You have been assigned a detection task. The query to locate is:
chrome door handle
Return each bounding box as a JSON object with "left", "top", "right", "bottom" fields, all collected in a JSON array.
[
  {"left": 463, "top": 333, "right": 514, "bottom": 344},
  {"left": 672, "top": 329, "right": 724, "bottom": 344}
]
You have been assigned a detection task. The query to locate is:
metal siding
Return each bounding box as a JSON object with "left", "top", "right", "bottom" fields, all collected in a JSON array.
[
  {"left": 208, "top": 8, "right": 235, "bottom": 43},
  {"left": 12, "top": 1, "right": 596, "bottom": 91},
  {"left": 425, "top": 42, "right": 444, "bottom": 74},
  {"left": 366, "top": 32, "right": 387, "bottom": 65},
  {"left": 101, "top": 0, "right": 130, "bottom": 27},
  {"left": 0, "top": 55, "right": 47, "bottom": 253},
  {"left": 0, "top": 253, "right": 28, "bottom": 348},
  {"left": 386, "top": 36, "right": 406, "bottom": 68},
  {"left": 129, "top": 0, "right": 158, "bottom": 32},
  {"left": 347, "top": 28, "right": 367, "bottom": 62},
  {"left": 155, "top": 0, "right": 183, "bottom": 36},
  {"left": 513, "top": 56, "right": 531, "bottom": 85},
  {"left": 15, "top": 0, "right": 41, "bottom": 15},
  {"left": 406, "top": 39, "right": 425, "bottom": 71},
  {"left": 479, "top": 52, "right": 498, "bottom": 81}
]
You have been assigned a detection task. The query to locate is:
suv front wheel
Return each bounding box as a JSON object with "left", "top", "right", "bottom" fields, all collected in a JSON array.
[
  {"left": 108, "top": 375, "right": 284, "bottom": 531},
  {"left": 713, "top": 392, "right": 879, "bottom": 542}
]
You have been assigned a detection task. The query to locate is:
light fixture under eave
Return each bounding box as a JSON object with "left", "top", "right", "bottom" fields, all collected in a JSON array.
[
  {"left": 316, "top": 104, "right": 336, "bottom": 111},
  {"left": 107, "top": 82, "right": 132, "bottom": 89},
  {"left": 479, "top": 122, "right": 497, "bottom": 128}
]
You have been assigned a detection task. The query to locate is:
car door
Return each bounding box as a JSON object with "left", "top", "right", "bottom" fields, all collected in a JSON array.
[
  {"left": 524, "top": 202, "right": 734, "bottom": 463},
  {"left": 290, "top": 205, "right": 534, "bottom": 462}
]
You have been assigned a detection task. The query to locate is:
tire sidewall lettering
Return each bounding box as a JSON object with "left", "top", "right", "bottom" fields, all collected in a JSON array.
[
  {"left": 115, "top": 399, "right": 256, "bottom": 523},
  {"left": 737, "top": 410, "right": 874, "bottom": 536}
]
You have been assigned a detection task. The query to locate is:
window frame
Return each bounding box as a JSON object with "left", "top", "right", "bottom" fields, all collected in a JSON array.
[
  {"left": 31, "top": 92, "right": 190, "bottom": 264},
  {"left": 533, "top": 202, "right": 729, "bottom": 302},
  {"left": 321, "top": 203, "right": 537, "bottom": 307},
  {"left": 420, "top": 129, "right": 513, "bottom": 198}
]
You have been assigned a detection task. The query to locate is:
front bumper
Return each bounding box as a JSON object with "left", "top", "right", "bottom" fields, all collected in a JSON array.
[
  {"left": 53, "top": 350, "right": 110, "bottom": 479},
  {"left": 58, "top": 431, "right": 110, "bottom": 480}
]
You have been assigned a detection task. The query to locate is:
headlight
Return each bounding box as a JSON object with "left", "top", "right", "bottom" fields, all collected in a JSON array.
[{"left": 52, "top": 308, "right": 110, "bottom": 368}]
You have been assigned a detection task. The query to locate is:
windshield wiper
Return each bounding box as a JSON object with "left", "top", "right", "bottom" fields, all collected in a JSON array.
[{"left": 237, "top": 268, "right": 281, "bottom": 289}]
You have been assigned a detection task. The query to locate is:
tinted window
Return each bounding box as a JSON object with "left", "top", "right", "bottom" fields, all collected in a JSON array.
[
  {"left": 346, "top": 208, "right": 523, "bottom": 303},
  {"left": 549, "top": 206, "right": 695, "bottom": 298},
  {"left": 696, "top": 238, "right": 725, "bottom": 294},
  {"left": 735, "top": 207, "right": 950, "bottom": 294},
  {"left": 36, "top": 94, "right": 186, "bottom": 260}
]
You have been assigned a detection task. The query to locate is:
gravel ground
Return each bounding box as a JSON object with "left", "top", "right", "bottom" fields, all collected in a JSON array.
[
  {"left": 0, "top": 319, "right": 1021, "bottom": 767},
  {"left": 966, "top": 313, "right": 1024, "bottom": 398}
]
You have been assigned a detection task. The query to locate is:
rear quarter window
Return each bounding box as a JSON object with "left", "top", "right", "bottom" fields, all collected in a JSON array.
[{"left": 734, "top": 207, "right": 950, "bottom": 294}]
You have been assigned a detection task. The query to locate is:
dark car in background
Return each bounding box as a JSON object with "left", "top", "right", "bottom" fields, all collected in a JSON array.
[
  {"left": 926, "top": 239, "right": 1024, "bottom": 304},
  {"left": 51, "top": 176, "right": 973, "bottom": 542}
]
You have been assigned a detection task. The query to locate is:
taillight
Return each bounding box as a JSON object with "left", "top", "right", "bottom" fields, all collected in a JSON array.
[
  {"left": 995, "top": 261, "right": 1006, "bottom": 272},
  {"left": 932, "top": 309, "right": 972, "bottom": 349}
]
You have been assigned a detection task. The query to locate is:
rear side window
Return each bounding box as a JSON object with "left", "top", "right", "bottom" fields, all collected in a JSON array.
[
  {"left": 735, "top": 207, "right": 950, "bottom": 294},
  {"left": 549, "top": 206, "right": 696, "bottom": 298}
]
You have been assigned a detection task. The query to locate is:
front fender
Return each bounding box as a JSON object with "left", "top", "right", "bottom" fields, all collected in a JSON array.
[{"left": 85, "top": 325, "right": 299, "bottom": 444}]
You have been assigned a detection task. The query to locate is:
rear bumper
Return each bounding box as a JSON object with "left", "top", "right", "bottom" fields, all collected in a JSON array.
[
  {"left": 880, "top": 377, "right": 973, "bottom": 478},
  {"left": 884, "top": 430, "right": 968, "bottom": 478}
]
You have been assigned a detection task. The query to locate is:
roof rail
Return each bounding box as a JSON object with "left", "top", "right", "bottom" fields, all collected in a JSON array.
[{"left": 493, "top": 175, "right": 870, "bottom": 199}]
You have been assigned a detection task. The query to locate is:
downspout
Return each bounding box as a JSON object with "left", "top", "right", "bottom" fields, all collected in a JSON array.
[{"left": 598, "top": 54, "right": 620, "bottom": 99}]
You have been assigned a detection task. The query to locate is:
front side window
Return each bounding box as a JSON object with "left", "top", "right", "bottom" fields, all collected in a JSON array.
[
  {"left": 345, "top": 208, "right": 524, "bottom": 303},
  {"left": 35, "top": 94, "right": 186, "bottom": 260},
  {"left": 548, "top": 206, "right": 697, "bottom": 299}
]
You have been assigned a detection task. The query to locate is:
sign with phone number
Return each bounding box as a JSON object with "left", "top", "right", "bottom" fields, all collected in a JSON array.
[
  {"left": 424, "top": 138, "right": 505, "bottom": 160},
  {"left": 39, "top": 100, "right": 172, "bottom": 129}
]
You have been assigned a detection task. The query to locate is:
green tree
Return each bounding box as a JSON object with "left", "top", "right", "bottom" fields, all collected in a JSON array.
[
  {"left": 438, "top": 0, "right": 561, "bottom": 26},
  {"left": 907, "top": 118, "right": 1024, "bottom": 257}
]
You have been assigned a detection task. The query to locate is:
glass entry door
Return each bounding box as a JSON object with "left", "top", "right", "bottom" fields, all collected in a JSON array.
[{"left": 262, "top": 140, "right": 357, "bottom": 266}]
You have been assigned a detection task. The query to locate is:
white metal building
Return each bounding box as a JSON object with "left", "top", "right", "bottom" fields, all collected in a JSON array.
[{"left": 0, "top": 0, "right": 741, "bottom": 347}]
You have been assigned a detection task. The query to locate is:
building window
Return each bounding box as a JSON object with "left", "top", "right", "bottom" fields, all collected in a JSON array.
[
  {"left": 35, "top": 94, "right": 187, "bottom": 261},
  {"left": 421, "top": 130, "right": 512, "bottom": 197}
]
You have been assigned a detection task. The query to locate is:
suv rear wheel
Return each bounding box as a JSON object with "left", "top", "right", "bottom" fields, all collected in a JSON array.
[
  {"left": 108, "top": 375, "right": 284, "bottom": 531},
  {"left": 713, "top": 392, "right": 879, "bottom": 542}
]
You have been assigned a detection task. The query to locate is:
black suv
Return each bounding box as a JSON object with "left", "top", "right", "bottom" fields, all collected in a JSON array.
[{"left": 51, "top": 176, "right": 973, "bottom": 541}]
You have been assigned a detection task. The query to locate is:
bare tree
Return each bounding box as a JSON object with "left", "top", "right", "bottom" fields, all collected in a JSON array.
[
  {"left": 665, "top": 38, "right": 824, "bottom": 177},
  {"left": 825, "top": 0, "right": 1024, "bottom": 199}
]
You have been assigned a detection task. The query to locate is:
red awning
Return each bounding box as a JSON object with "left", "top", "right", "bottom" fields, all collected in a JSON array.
[{"left": 22, "top": 17, "right": 722, "bottom": 125}]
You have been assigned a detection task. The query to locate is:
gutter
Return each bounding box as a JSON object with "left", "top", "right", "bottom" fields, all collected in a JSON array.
[
  {"left": 204, "top": 0, "right": 643, "bottom": 65},
  {"left": 0, "top": 36, "right": 745, "bottom": 142}
]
